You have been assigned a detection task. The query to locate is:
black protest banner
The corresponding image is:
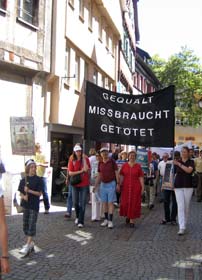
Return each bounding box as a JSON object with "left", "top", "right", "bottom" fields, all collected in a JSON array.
[{"left": 84, "top": 81, "right": 175, "bottom": 147}]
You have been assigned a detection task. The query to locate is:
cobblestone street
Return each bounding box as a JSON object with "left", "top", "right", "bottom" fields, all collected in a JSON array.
[{"left": 4, "top": 198, "right": 202, "bottom": 280}]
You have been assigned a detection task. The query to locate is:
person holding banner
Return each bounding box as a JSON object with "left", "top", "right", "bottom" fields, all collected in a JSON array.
[
  {"left": 0, "top": 160, "right": 10, "bottom": 275},
  {"left": 119, "top": 151, "right": 144, "bottom": 227},
  {"left": 160, "top": 151, "right": 179, "bottom": 225},
  {"left": 173, "top": 147, "right": 195, "bottom": 235},
  {"left": 34, "top": 143, "right": 50, "bottom": 214},
  {"left": 18, "top": 160, "right": 43, "bottom": 255},
  {"left": 95, "top": 147, "right": 119, "bottom": 229}
]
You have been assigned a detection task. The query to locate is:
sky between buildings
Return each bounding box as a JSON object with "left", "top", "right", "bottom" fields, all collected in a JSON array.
[{"left": 138, "top": 0, "right": 202, "bottom": 60}]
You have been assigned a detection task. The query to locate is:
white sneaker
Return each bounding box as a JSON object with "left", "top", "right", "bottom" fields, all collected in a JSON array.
[
  {"left": 75, "top": 218, "right": 78, "bottom": 225},
  {"left": 178, "top": 229, "right": 185, "bottom": 235},
  {"left": 108, "top": 221, "right": 114, "bottom": 229},
  {"left": 101, "top": 219, "right": 108, "bottom": 227},
  {"left": 30, "top": 241, "right": 35, "bottom": 250},
  {"left": 78, "top": 223, "right": 84, "bottom": 228},
  {"left": 19, "top": 244, "right": 28, "bottom": 254},
  {"left": 19, "top": 243, "right": 34, "bottom": 255}
]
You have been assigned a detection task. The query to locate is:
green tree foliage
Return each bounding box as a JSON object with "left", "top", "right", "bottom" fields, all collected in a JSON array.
[{"left": 149, "top": 47, "right": 202, "bottom": 126}]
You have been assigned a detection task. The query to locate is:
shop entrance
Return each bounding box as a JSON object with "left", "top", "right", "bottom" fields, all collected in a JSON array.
[{"left": 50, "top": 133, "right": 73, "bottom": 198}]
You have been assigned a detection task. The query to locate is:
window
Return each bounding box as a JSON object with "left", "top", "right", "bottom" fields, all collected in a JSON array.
[
  {"left": 112, "top": 36, "right": 116, "bottom": 56},
  {"left": 109, "top": 82, "right": 113, "bottom": 91},
  {"left": 138, "top": 74, "right": 141, "bottom": 90},
  {"left": 98, "top": 17, "right": 103, "bottom": 41},
  {"left": 145, "top": 82, "right": 148, "bottom": 94},
  {"left": 64, "top": 43, "right": 71, "bottom": 85},
  {"left": 0, "top": 0, "right": 7, "bottom": 10},
  {"left": 147, "top": 84, "right": 152, "bottom": 93},
  {"left": 123, "top": 32, "right": 129, "bottom": 61},
  {"left": 101, "top": 76, "right": 105, "bottom": 88},
  {"left": 132, "top": 55, "right": 135, "bottom": 73},
  {"left": 18, "top": 0, "right": 39, "bottom": 26},
  {"left": 123, "top": 32, "right": 127, "bottom": 51},
  {"left": 75, "top": 56, "right": 80, "bottom": 91},
  {"left": 141, "top": 76, "right": 144, "bottom": 92},
  {"left": 84, "top": 62, "right": 89, "bottom": 81},
  {"left": 88, "top": 0, "right": 93, "bottom": 30},
  {"left": 125, "top": 39, "right": 129, "bottom": 60},
  {"left": 84, "top": 62, "right": 89, "bottom": 91},
  {"left": 108, "top": 34, "right": 113, "bottom": 54},
  {"left": 79, "top": 0, "right": 84, "bottom": 18},
  {"left": 106, "top": 27, "right": 109, "bottom": 50},
  {"left": 105, "top": 77, "right": 109, "bottom": 89},
  {"left": 134, "top": 73, "right": 137, "bottom": 88},
  {"left": 129, "top": 51, "right": 133, "bottom": 70},
  {"left": 93, "top": 69, "right": 98, "bottom": 85}
]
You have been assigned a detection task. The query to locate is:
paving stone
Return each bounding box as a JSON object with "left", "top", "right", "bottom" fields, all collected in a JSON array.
[{"left": 3, "top": 198, "right": 202, "bottom": 279}]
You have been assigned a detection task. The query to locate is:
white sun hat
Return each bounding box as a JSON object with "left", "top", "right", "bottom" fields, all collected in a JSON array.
[{"left": 73, "top": 145, "right": 82, "bottom": 152}]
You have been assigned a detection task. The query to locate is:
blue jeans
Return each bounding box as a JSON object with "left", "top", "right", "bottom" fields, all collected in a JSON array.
[
  {"left": 72, "top": 186, "right": 89, "bottom": 225},
  {"left": 164, "top": 190, "right": 177, "bottom": 222},
  {"left": 66, "top": 184, "right": 73, "bottom": 215},
  {"left": 41, "top": 177, "right": 50, "bottom": 210}
]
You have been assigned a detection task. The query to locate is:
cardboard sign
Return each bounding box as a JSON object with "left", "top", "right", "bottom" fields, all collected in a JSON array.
[{"left": 10, "top": 117, "right": 35, "bottom": 156}]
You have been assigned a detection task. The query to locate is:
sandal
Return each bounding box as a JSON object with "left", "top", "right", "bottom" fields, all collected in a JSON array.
[
  {"left": 64, "top": 213, "right": 71, "bottom": 218},
  {"left": 160, "top": 220, "right": 167, "bottom": 225}
]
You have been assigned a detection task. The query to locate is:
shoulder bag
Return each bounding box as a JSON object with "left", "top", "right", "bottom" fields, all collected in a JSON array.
[
  {"left": 13, "top": 192, "right": 24, "bottom": 213},
  {"left": 70, "top": 160, "right": 82, "bottom": 186}
]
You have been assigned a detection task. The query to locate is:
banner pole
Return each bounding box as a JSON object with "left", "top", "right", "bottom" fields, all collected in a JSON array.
[
  {"left": 172, "top": 147, "right": 175, "bottom": 189},
  {"left": 24, "top": 155, "right": 28, "bottom": 197}
]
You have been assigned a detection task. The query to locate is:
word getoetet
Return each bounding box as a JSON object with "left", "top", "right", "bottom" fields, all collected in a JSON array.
[{"left": 100, "top": 124, "right": 154, "bottom": 137}]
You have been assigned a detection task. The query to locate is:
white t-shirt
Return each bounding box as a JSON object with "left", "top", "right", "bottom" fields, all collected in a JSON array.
[
  {"left": 89, "top": 155, "right": 96, "bottom": 166},
  {"left": 89, "top": 155, "right": 98, "bottom": 183},
  {"left": 158, "top": 160, "right": 168, "bottom": 177}
]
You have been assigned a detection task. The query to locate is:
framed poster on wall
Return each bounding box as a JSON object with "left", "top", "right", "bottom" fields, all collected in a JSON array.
[{"left": 10, "top": 117, "right": 35, "bottom": 156}]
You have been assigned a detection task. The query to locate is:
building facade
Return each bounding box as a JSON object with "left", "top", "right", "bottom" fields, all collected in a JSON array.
[
  {"left": 1, "top": 0, "right": 164, "bottom": 206},
  {"left": 134, "top": 47, "right": 161, "bottom": 95},
  {"left": 0, "top": 0, "right": 52, "bottom": 212},
  {"left": 48, "top": 0, "right": 123, "bottom": 177},
  {"left": 118, "top": 0, "right": 139, "bottom": 95}
]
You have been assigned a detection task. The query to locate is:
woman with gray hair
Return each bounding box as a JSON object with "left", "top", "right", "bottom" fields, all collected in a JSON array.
[{"left": 119, "top": 151, "right": 144, "bottom": 227}]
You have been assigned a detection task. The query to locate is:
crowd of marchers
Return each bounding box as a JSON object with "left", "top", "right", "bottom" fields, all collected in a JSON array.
[
  {"left": 0, "top": 144, "right": 202, "bottom": 277},
  {"left": 63, "top": 144, "right": 202, "bottom": 238}
]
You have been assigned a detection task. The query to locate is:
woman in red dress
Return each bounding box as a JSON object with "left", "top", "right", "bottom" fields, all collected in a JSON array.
[{"left": 119, "top": 151, "right": 144, "bottom": 227}]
